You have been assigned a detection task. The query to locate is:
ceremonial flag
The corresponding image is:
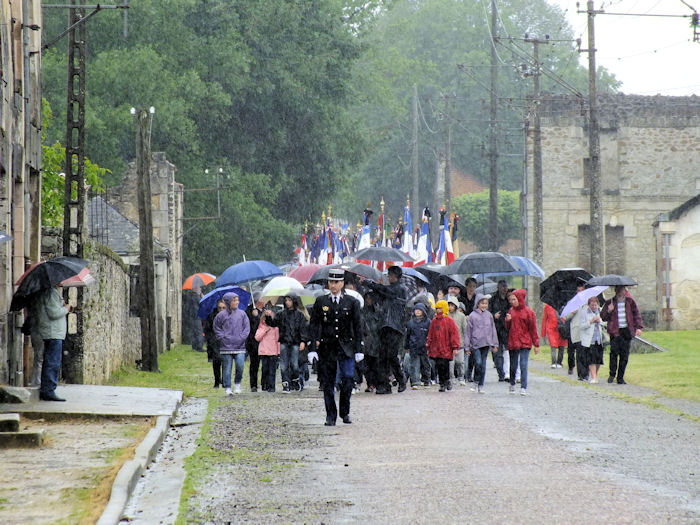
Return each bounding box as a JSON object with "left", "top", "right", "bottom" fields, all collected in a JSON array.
[
  {"left": 401, "top": 205, "right": 413, "bottom": 257},
  {"left": 414, "top": 219, "right": 432, "bottom": 266},
  {"left": 437, "top": 211, "right": 455, "bottom": 265}
]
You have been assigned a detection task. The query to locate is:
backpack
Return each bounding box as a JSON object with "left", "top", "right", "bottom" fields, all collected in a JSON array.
[{"left": 557, "top": 317, "right": 570, "bottom": 340}]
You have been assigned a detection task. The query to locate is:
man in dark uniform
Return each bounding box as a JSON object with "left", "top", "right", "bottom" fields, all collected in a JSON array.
[
  {"left": 308, "top": 268, "right": 363, "bottom": 426},
  {"left": 360, "top": 265, "right": 408, "bottom": 394}
]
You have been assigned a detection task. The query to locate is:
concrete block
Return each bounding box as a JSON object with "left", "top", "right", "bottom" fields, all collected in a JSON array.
[
  {"left": 0, "top": 413, "right": 20, "bottom": 432},
  {"left": 0, "top": 430, "right": 45, "bottom": 448},
  {"left": 0, "top": 386, "right": 32, "bottom": 404}
]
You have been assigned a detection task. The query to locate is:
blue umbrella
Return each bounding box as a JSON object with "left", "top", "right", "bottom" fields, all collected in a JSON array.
[
  {"left": 397, "top": 266, "right": 431, "bottom": 285},
  {"left": 474, "top": 255, "right": 545, "bottom": 279},
  {"left": 198, "top": 286, "right": 252, "bottom": 319},
  {"left": 216, "top": 260, "right": 282, "bottom": 287}
]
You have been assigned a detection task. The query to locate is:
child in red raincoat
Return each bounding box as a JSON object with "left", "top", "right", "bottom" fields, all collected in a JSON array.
[{"left": 427, "top": 299, "right": 460, "bottom": 392}]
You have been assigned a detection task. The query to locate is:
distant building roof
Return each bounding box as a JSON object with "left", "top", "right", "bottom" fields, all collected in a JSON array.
[{"left": 87, "top": 196, "right": 166, "bottom": 258}]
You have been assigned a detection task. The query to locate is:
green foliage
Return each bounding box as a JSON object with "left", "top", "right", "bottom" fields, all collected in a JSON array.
[
  {"left": 41, "top": 100, "right": 109, "bottom": 226},
  {"left": 452, "top": 190, "right": 521, "bottom": 251}
]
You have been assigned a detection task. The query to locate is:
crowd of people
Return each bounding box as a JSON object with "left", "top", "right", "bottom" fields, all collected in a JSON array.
[{"left": 196, "top": 265, "right": 643, "bottom": 425}]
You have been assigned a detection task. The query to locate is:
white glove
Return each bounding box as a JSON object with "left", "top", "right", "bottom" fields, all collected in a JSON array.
[
  {"left": 307, "top": 351, "right": 319, "bottom": 364},
  {"left": 354, "top": 352, "right": 364, "bottom": 363}
]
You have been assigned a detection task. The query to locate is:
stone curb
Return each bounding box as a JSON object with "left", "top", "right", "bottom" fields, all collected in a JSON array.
[{"left": 97, "top": 414, "right": 174, "bottom": 525}]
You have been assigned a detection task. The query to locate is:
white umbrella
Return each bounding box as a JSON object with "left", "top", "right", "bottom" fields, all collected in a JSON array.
[
  {"left": 560, "top": 286, "right": 609, "bottom": 318},
  {"left": 257, "top": 276, "right": 304, "bottom": 306}
]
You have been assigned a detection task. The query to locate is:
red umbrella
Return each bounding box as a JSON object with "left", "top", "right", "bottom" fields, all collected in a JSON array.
[
  {"left": 182, "top": 272, "right": 216, "bottom": 290},
  {"left": 288, "top": 264, "right": 322, "bottom": 284},
  {"left": 60, "top": 267, "right": 95, "bottom": 288}
]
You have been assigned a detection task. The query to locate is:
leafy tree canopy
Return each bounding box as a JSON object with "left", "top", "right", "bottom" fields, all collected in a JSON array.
[{"left": 452, "top": 190, "right": 520, "bottom": 251}]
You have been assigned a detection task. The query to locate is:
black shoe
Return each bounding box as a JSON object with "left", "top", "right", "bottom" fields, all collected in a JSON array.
[
  {"left": 250, "top": 386, "right": 257, "bottom": 392},
  {"left": 397, "top": 383, "right": 407, "bottom": 393},
  {"left": 39, "top": 392, "right": 65, "bottom": 402},
  {"left": 375, "top": 388, "right": 392, "bottom": 394},
  {"left": 324, "top": 418, "right": 336, "bottom": 426},
  {"left": 214, "top": 383, "right": 220, "bottom": 389},
  {"left": 439, "top": 385, "right": 446, "bottom": 392},
  {"left": 446, "top": 381, "right": 453, "bottom": 391},
  {"left": 498, "top": 377, "right": 506, "bottom": 382},
  {"left": 568, "top": 368, "right": 574, "bottom": 375},
  {"left": 607, "top": 376, "right": 615, "bottom": 384},
  {"left": 467, "top": 377, "right": 473, "bottom": 383},
  {"left": 342, "top": 416, "right": 352, "bottom": 424},
  {"left": 617, "top": 379, "right": 627, "bottom": 385}
]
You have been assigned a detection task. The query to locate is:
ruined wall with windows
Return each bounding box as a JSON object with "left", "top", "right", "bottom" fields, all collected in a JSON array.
[{"left": 526, "top": 94, "right": 700, "bottom": 329}]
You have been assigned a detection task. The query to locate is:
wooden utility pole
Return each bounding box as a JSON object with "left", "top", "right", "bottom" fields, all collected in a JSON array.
[
  {"left": 586, "top": 0, "right": 604, "bottom": 274},
  {"left": 411, "top": 84, "right": 420, "bottom": 228},
  {"left": 444, "top": 94, "right": 453, "bottom": 215},
  {"left": 525, "top": 37, "right": 547, "bottom": 266},
  {"left": 135, "top": 108, "right": 159, "bottom": 372},
  {"left": 488, "top": 0, "right": 499, "bottom": 251}
]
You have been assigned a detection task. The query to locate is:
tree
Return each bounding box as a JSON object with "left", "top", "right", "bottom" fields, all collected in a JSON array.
[{"left": 452, "top": 190, "right": 520, "bottom": 252}]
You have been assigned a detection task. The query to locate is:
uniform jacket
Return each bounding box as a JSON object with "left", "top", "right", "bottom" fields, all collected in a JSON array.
[
  {"left": 255, "top": 317, "right": 280, "bottom": 356},
  {"left": 505, "top": 289, "right": 539, "bottom": 350},
  {"left": 404, "top": 303, "right": 431, "bottom": 356},
  {"left": 365, "top": 279, "right": 408, "bottom": 333},
  {"left": 265, "top": 296, "right": 307, "bottom": 345},
  {"left": 36, "top": 287, "right": 69, "bottom": 340},
  {"left": 309, "top": 292, "right": 363, "bottom": 359},
  {"left": 600, "top": 294, "right": 643, "bottom": 337},
  {"left": 426, "top": 311, "right": 460, "bottom": 360},
  {"left": 214, "top": 307, "right": 250, "bottom": 354},
  {"left": 541, "top": 303, "right": 567, "bottom": 347}
]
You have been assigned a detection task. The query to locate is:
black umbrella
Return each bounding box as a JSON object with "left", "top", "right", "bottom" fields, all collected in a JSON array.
[
  {"left": 355, "top": 246, "right": 414, "bottom": 262},
  {"left": 10, "top": 256, "right": 88, "bottom": 311},
  {"left": 539, "top": 268, "right": 593, "bottom": 312},
  {"left": 445, "top": 252, "right": 520, "bottom": 276},
  {"left": 413, "top": 263, "right": 449, "bottom": 295},
  {"left": 308, "top": 262, "right": 382, "bottom": 285},
  {"left": 586, "top": 274, "right": 637, "bottom": 287}
]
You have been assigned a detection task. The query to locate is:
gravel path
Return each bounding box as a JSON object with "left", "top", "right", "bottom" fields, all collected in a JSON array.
[{"left": 183, "top": 361, "right": 699, "bottom": 524}]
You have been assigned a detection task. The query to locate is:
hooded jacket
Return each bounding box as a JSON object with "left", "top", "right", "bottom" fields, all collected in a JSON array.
[
  {"left": 265, "top": 295, "right": 308, "bottom": 345},
  {"left": 404, "top": 302, "right": 431, "bottom": 356},
  {"left": 505, "top": 289, "right": 539, "bottom": 350},
  {"left": 447, "top": 295, "right": 468, "bottom": 348},
  {"left": 255, "top": 314, "right": 280, "bottom": 356},
  {"left": 541, "top": 303, "right": 568, "bottom": 347},
  {"left": 426, "top": 303, "right": 460, "bottom": 360},
  {"left": 214, "top": 293, "right": 250, "bottom": 354},
  {"left": 466, "top": 293, "right": 498, "bottom": 350}
]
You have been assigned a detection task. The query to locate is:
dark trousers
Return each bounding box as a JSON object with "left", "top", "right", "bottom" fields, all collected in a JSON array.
[
  {"left": 473, "top": 347, "right": 490, "bottom": 387},
  {"left": 492, "top": 342, "right": 506, "bottom": 380},
  {"left": 41, "top": 339, "right": 63, "bottom": 396},
  {"left": 320, "top": 354, "right": 354, "bottom": 423},
  {"left": 363, "top": 355, "right": 379, "bottom": 388},
  {"left": 466, "top": 353, "right": 475, "bottom": 380},
  {"left": 212, "top": 358, "right": 223, "bottom": 387},
  {"left": 435, "top": 357, "right": 450, "bottom": 387},
  {"left": 248, "top": 344, "right": 260, "bottom": 389},
  {"left": 378, "top": 328, "right": 405, "bottom": 392},
  {"left": 567, "top": 339, "right": 576, "bottom": 371},
  {"left": 609, "top": 332, "right": 631, "bottom": 381},
  {"left": 260, "top": 355, "right": 278, "bottom": 391},
  {"left": 574, "top": 341, "right": 588, "bottom": 379}
]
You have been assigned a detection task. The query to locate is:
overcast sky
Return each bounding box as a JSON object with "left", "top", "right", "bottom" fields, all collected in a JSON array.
[{"left": 547, "top": 0, "right": 700, "bottom": 95}]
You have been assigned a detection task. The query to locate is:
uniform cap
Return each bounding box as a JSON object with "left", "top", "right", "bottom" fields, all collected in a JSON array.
[{"left": 328, "top": 268, "right": 345, "bottom": 281}]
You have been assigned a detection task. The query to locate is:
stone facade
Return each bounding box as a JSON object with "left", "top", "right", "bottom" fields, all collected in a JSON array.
[
  {"left": 527, "top": 94, "right": 700, "bottom": 329},
  {"left": 0, "top": 1, "right": 43, "bottom": 385},
  {"left": 653, "top": 195, "right": 700, "bottom": 330},
  {"left": 108, "top": 152, "right": 183, "bottom": 348}
]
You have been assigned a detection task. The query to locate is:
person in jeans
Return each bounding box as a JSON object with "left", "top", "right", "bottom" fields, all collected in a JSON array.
[
  {"left": 465, "top": 294, "right": 498, "bottom": 394},
  {"left": 36, "top": 285, "right": 71, "bottom": 402},
  {"left": 265, "top": 294, "right": 307, "bottom": 393},
  {"left": 505, "top": 289, "right": 540, "bottom": 395},
  {"left": 214, "top": 292, "right": 250, "bottom": 395},
  {"left": 488, "top": 280, "right": 509, "bottom": 382},
  {"left": 404, "top": 303, "right": 431, "bottom": 388},
  {"left": 601, "top": 285, "right": 643, "bottom": 385},
  {"left": 255, "top": 310, "right": 280, "bottom": 392}
]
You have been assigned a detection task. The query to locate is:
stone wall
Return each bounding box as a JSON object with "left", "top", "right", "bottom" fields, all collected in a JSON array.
[
  {"left": 42, "top": 229, "right": 141, "bottom": 384},
  {"left": 527, "top": 94, "right": 700, "bottom": 329}
]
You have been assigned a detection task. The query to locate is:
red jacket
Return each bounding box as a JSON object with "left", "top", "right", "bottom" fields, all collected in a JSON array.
[
  {"left": 506, "top": 289, "right": 539, "bottom": 350},
  {"left": 426, "top": 311, "right": 460, "bottom": 360},
  {"left": 541, "top": 303, "right": 567, "bottom": 347}
]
